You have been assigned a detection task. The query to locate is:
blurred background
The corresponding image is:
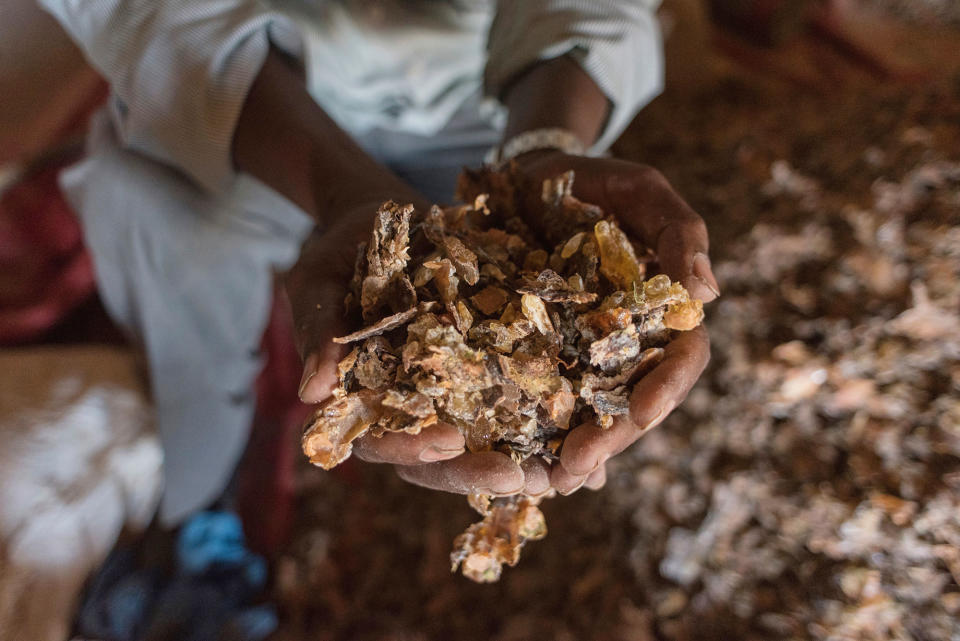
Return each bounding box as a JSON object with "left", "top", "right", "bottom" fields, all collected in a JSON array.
[{"left": 1, "top": 0, "right": 958, "bottom": 639}]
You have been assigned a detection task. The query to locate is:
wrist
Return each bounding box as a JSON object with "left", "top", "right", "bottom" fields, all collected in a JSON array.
[
  {"left": 502, "top": 56, "right": 610, "bottom": 152},
  {"left": 304, "top": 144, "right": 423, "bottom": 228}
]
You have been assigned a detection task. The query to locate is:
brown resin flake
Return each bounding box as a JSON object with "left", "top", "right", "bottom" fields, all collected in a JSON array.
[
  {"left": 470, "top": 285, "right": 510, "bottom": 316},
  {"left": 450, "top": 494, "right": 548, "bottom": 583},
  {"left": 359, "top": 202, "right": 416, "bottom": 321},
  {"left": 301, "top": 166, "right": 704, "bottom": 582},
  {"left": 517, "top": 269, "right": 598, "bottom": 304},
  {"left": 332, "top": 307, "right": 418, "bottom": 344}
]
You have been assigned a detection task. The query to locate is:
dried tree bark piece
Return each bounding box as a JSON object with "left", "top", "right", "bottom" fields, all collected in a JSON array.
[
  {"left": 576, "top": 307, "right": 634, "bottom": 342},
  {"left": 540, "top": 378, "right": 576, "bottom": 429},
  {"left": 590, "top": 387, "right": 631, "bottom": 428},
  {"left": 480, "top": 263, "right": 508, "bottom": 283},
  {"left": 353, "top": 337, "right": 399, "bottom": 391},
  {"left": 333, "top": 307, "right": 418, "bottom": 344},
  {"left": 517, "top": 269, "right": 598, "bottom": 304},
  {"left": 497, "top": 352, "right": 562, "bottom": 399},
  {"left": 302, "top": 390, "right": 385, "bottom": 470},
  {"left": 522, "top": 249, "right": 549, "bottom": 272},
  {"left": 463, "top": 228, "right": 530, "bottom": 267},
  {"left": 467, "top": 320, "right": 534, "bottom": 354},
  {"left": 405, "top": 314, "right": 493, "bottom": 393},
  {"left": 423, "top": 259, "right": 460, "bottom": 304},
  {"left": 450, "top": 494, "right": 548, "bottom": 583},
  {"left": 360, "top": 202, "right": 414, "bottom": 320},
  {"left": 440, "top": 235, "right": 480, "bottom": 286},
  {"left": 589, "top": 324, "right": 641, "bottom": 372},
  {"left": 470, "top": 286, "right": 510, "bottom": 316},
  {"left": 381, "top": 388, "right": 435, "bottom": 419},
  {"left": 453, "top": 300, "right": 474, "bottom": 335},
  {"left": 379, "top": 389, "right": 438, "bottom": 434},
  {"left": 580, "top": 347, "right": 665, "bottom": 399}
]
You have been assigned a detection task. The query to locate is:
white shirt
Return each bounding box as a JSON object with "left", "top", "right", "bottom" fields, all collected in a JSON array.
[{"left": 39, "top": 0, "right": 663, "bottom": 194}]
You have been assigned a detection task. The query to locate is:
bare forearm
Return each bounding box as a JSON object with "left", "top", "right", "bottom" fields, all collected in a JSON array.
[
  {"left": 232, "top": 50, "right": 418, "bottom": 227},
  {"left": 502, "top": 56, "right": 611, "bottom": 149}
]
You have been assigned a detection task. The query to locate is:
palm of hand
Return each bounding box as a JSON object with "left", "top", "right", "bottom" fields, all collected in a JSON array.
[{"left": 288, "top": 155, "right": 718, "bottom": 496}]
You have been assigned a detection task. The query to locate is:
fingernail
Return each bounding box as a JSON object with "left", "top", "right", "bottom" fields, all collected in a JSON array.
[
  {"left": 692, "top": 252, "right": 721, "bottom": 298},
  {"left": 479, "top": 482, "right": 525, "bottom": 496},
  {"left": 640, "top": 406, "right": 670, "bottom": 432},
  {"left": 525, "top": 487, "right": 556, "bottom": 499},
  {"left": 589, "top": 455, "right": 609, "bottom": 475},
  {"left": 558, "top": 478, "right": 587, "bottom": 496},
  {"left": 418, "top": 446, "right": 464, "bottom": 463},
  {"left": 298, "top": 353, "right": 320, "bottom": 400}
]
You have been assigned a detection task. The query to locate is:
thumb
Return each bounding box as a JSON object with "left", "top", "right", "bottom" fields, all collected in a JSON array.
[
  {"left": 285, "top": 232, "right": 354, "bottom": 404},
  {"left": 295, "top": 281, "right": 351, "bottom": 404}
]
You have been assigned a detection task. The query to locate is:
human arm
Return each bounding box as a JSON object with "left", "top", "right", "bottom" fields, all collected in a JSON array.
[{"left": 486, "top": 0, "right": 665, "bottom": 154}]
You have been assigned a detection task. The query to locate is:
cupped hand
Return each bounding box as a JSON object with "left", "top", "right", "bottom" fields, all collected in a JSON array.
[
  {"left": 511, "top": 151, "right": 719, "bottom": 494},
  {"left": 285, "top": 198, "right": 525, "bottom": 496}
]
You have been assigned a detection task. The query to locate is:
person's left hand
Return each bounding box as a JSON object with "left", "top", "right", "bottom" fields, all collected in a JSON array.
[
  {"left": 288, "top": 198, "right": 526, "bottom": 497},
  {"left": 509, "top": 150, "right": 720, "bottom": 495}
]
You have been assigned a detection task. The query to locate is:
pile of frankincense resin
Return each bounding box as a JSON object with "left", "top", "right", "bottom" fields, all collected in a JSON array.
[{"left": 301, "top": 165, "right": 703, "bottom": 581}]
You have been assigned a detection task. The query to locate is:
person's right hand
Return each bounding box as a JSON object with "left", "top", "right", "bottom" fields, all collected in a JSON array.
[{"left": 288, "top": 201, "right": 527, "bottom": 497}]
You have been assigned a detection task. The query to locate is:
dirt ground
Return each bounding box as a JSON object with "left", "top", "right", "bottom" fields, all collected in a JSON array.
[{"left": 275, "top": 4, "right": 960, "bottom": 640}]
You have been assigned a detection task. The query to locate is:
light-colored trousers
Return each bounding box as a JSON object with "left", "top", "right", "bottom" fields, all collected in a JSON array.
[{"left": 62, "top": 94, "right": 500, "bottom": 524}]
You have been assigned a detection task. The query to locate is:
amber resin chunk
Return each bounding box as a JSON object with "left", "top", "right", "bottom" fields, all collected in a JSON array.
[
  {"left": 301, "top": 166, "right": 704, "bottom": 581},
  {"left": 450, "top": 494, "right": 548, "bottom": 583}
]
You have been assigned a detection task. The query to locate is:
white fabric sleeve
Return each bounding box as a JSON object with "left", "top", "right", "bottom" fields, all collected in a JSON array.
[
  {"left": 36, "top": 0, "right": 304, "bottom": 194},
  {"left": 485, "top": 0, "right": 663, "bottom": 154}
]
